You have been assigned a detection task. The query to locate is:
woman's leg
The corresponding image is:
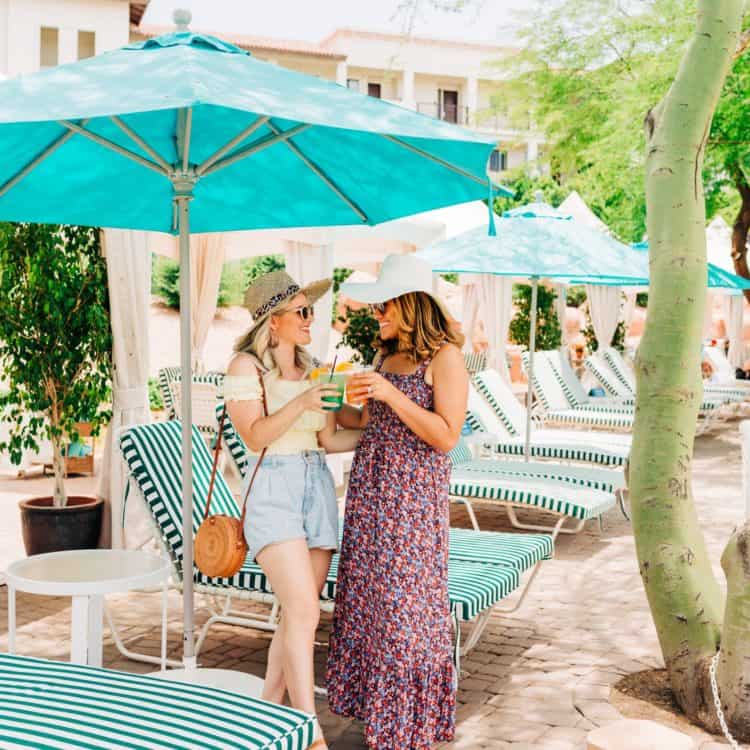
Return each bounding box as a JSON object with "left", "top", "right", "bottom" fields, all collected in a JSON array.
[
  {"left": 256, "top": 538, "right": 321, "bottom": 715},
  {"left": 261, "top": 547, "right": 334, "bottom": 704}
]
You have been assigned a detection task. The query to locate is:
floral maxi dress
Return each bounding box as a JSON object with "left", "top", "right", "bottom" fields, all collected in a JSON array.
[{"left": 326, "top": 358, "right": 456, "bottom": 749}]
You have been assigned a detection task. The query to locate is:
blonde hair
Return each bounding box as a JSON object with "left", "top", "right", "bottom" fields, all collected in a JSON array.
[
  {"left": 379, "top": 292, "right": 464, "bottom": 363},
  {"left": 234, "top": 306, "right": 313, "bottom": 374}
]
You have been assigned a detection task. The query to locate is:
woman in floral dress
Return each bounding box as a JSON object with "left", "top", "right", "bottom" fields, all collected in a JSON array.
[{"left": 327, "top": 255, "right": 469, "bottom": 749}]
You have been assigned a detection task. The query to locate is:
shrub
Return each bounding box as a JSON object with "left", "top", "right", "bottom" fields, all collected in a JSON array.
[{"left": 508, "top": 283, "right": 562, "bottom": 351}]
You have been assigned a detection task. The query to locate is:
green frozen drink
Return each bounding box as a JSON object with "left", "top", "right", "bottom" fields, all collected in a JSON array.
[{"left": 313, "top": 372, "right": 347, "bottom": 411}]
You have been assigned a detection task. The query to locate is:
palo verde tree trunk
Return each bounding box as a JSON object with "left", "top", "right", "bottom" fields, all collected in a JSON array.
[
  {"left": 632, "top": 0, "right": 746, "bottom": 737},
  {"left": 731, "top": 177, "right": 750, "bottom": 302}
]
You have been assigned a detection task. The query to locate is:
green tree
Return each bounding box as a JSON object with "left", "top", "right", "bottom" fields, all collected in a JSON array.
[
  {"left": 338, "top": 308, "right": 380, "bottom": 365},
  {"left": 508, "top": 283, "right": 562, "bottom": 351},
  {"left": 499, "top": 0, "right": 696, "bottom": 242},
  {"left": 0, "top": 224, "right": 112, "bottom": 507},
  {"left": 632, "top": 0, "right": 748, "bottom": 738}
]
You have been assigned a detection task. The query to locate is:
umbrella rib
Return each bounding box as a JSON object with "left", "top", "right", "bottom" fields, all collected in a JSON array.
[
  {"left": 202, "top": 123, "right": 310, "bottom": 177},
  {"left": 195, "top": 115, "right": 270, "bottom": 176},
  {"left": 181, "top": 108, "right": 193, "bottom": 173},
  {"left": 0, "top": 119, "right": 90, "bottom": 199},
  {"left": 381, "top": 134, "right": 490, "bottom": 189},
  {"left": 110, "top": 116, "right": 171, "bottom": 172},
  {"left": 267, "top": 122, "right": 368, "bottom": 223},
  {"left": 58, "top": 120, "right": 167, "bottom": 176}
]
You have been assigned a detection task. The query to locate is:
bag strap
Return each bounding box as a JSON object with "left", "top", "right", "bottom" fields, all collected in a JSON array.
[{"left": 205, "top": 374, "right": 268, "bottom": 521}]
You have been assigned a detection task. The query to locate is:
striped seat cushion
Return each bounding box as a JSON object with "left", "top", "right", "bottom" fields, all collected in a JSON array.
[
  {"left": 121, "top": 422, "right": 549, "bottom": 624},
  {"left": 453, "top": 458, "right": 623, "bottom": 494},
  {"left": 325, "top": 551, "right": 522, "bottom": 621},
  {"left": 492, "top": 433, "right": 629, "bottom": 467},
  {"left": 120, "top": 421, "right": 242, "bottom": 567},
  {"left": 451, "top": 464, "right": 615, "bottom": 521},
  {"left": 464, "top": 351, "right": 488, "bottom": 374},
  {"left": 545, "top": 408, "right": 634, "bottom": 430},
  {"left": 215, "top": 402, "right": 250, "bottom": 477},
  {"left": 157, "top": 367, "right": 182, "bottom": 420},
  {"left": 0, "top": 653, "right": 314, "bottom": 749}
]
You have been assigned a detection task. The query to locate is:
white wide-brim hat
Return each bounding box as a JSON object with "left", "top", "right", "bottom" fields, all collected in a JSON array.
[{"left": 340, "top": 254, "right": 436, "bottom": 304}]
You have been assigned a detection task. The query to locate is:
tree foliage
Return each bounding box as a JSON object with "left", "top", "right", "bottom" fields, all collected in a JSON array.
[
  {"left": 338, "top": 308, "right": 380, "bottom": 365},
  {"left": 498, "top": 0, "right": 750, "bottom": 244},
  {"left": 508, "top": 283, "right": 562, "bottom": 351},
  {"left": 0, "top": 223, "right": 112, "bottom": 506}
]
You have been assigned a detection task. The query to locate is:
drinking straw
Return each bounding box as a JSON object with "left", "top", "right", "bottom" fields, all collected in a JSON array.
[{"left": 328, "top": 354, "right": 338, "bottom": 382}]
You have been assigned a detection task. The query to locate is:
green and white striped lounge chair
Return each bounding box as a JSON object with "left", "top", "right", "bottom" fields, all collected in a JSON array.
[
  {"left": 464, "top": 351, "right": 488, "bottom": 374},
  {"left": 448, "top": 439, "right": 618, "bottom": 536},
  {"left": 521, "top": 350, "right": 635, "bottom": 431},
  {"left": 602, "top": 345, "right": 748, "bottom": 404},
  {"left": 120, "top": 421, "right": 553, "bottom": 661},
  {"left": 158, "top": 367, "right": 225, "bottom": 436},
  {"left": 0, "top": 653, "right": 315, "bottom": 749},
  {"left": 468, "top": 370, "right": 631, "bottom": 469},
  {"left": 703, "top": 345, "right": 750, "bottom": 391}
]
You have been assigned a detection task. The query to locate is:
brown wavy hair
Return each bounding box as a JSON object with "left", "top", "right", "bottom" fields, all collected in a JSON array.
[{"left": 378, "top": 292, "right": 464, "bottom": 363}]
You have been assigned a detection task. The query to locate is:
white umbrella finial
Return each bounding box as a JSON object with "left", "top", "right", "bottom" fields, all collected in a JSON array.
[
  {"left": 173, "top": 8, "right": 192, "bottom": 31},
  {"left": 534, "top": 189, "right": 544, "bottom": 203}
]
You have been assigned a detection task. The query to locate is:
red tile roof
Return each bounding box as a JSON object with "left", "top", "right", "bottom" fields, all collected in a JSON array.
[{"left": 136, "top": 24, "right": 347, "bottom": 60}]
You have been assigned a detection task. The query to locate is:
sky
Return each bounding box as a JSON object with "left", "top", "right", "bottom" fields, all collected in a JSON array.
[{"left": 142, "top": 0, "right": 533, "bottom": 45}]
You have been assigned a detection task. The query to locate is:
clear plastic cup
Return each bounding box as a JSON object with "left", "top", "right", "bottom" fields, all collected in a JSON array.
[
  {"left": 346, "top": 364, "right": 374, "bottom": 406},
  {"left": 313, "top": 372, "right": 348, "bottom": 411}
]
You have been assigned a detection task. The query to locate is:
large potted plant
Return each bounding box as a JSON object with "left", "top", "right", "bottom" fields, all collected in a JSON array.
[{"left": 0, "top": 223, "right": 112, "bottom": 555}]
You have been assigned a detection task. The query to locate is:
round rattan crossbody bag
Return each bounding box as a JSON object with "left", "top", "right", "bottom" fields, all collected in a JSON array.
[{"left": 194, "top": 376, "right": 268, "bottom": 578}]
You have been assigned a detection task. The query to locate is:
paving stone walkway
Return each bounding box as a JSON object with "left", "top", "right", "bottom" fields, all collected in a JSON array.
[{"left": 0, "top": 423, "right": 748, "bottom": 749}]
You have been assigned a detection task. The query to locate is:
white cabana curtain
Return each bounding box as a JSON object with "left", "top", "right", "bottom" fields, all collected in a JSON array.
[
  {"left": 704, "top": 290, "right": 716, "bottom": 339},
  {"left": 622, "top": 291, "right": 637, "bottom": 331},
  {"left": 98, "top": 229, "right": 152, "bottom": 550},
  {"left": 190, "top": 235, "right": 226, "bottom": 373},
  {"left": 554, "top": 283, "right": 568, "bottom": 351},
  {"left": 585, "top": 284, "right": 621, "bottom": 350},
  {"left": 460, "top": 274, "right": 481, "bottom": 353},
  {"left": 285, "top": 241, "right": 335, "bottom": 363},
  {"left": 479, "top": 275, "right": 514, "bottom": 379},
  {"left": 725, "top": 294, "right": 745, "bottom": 368}
]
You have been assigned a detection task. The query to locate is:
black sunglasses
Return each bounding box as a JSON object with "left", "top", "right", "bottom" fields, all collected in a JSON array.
[{"left": 289, "top": 305, "right": 315, "bottom": 320}]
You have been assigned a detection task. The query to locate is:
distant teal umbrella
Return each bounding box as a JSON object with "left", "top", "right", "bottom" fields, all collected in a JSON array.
[
  {"left": 416, "top": 199, "right": 648, "bottom": 458},
  {"left": 417, "top": 201, "right": 646, "bottom": 281},
  {"left": 0, "top": 11, "right": 507, "bottom": 667}
]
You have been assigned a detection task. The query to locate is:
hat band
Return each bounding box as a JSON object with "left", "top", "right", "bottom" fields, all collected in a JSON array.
[{"left": 254, "top": 283, "right": 300, "bottom": 319}]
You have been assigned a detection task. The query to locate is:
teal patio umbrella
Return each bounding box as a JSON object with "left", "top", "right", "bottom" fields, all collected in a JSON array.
[
  {"left": 417, "top": 200, "right": 648, "bottom": 457},
  {"left": 0, "top": 11, "right": 507, "bottom": 669}
]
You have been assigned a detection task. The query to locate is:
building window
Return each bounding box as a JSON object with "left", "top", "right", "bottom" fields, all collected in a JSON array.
[
  {"left": 78, "top": 31, "right": 96, "bottom": 60},
  {"left": 367, "top": 82, "right": 382, "bottom": 99},
  {"left": 346, "top": 78, "right": 359, "bottom": 91},
  {"left": 40, "top": 27, "right": 59, "bottom": 69},
  {"left": 489, "top": 149, "right": 508, "bottom": 172}
]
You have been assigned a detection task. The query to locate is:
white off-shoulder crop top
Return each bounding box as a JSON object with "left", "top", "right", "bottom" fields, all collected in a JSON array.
[{"left": 223, "top": 370, "right": 325, "bottom": 455}]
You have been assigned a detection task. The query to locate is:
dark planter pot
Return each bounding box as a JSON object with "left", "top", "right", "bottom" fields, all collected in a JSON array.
[{"left": 19, "top": 495, "right": 104, "bottom": 556}]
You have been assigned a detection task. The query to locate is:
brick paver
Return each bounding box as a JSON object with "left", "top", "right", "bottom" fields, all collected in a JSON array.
[{"left": 0, "top": 422, "right": 748, "bottom": 749}]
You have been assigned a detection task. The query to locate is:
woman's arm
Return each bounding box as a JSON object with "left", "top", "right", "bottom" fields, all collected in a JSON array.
[
  {"left": 318, "top": 412, "right": 362, "bottom": 453},
  {"left": 336, "top": 404, "right": 366, "bottom": 429},
  {"left": 348, "top": 345, "right": 467, "bottom": 452},
  {"left": 226, "top": 355, "right": 338, "bottom": 453}
]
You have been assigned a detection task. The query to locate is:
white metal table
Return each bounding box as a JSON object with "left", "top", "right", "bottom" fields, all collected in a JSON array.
[{"left": 6, "top": 549, "right": 170, "bottom": 668}]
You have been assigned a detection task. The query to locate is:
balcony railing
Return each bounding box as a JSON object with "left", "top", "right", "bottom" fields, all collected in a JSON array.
[{"left": 416, "top": 102, "right": 470, "bottom": 126}]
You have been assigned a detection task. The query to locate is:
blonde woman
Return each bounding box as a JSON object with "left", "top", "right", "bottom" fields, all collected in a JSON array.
[
  {"left": 326, "top": 255, "right": 468, "bottom": 750},
  {"left": 224, "top": 270, "right": 355, "bottom": 750}
]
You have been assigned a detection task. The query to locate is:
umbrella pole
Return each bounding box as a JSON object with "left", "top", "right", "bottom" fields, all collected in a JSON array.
[
  {"left": 177, "top": 194, "right": 196, "bottom": 667},
  {"left": 525, "top": 277, "right": 539, "bottom": 461}
]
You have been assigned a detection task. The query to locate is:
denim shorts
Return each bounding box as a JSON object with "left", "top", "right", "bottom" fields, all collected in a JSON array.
[{"left": 242, "top": 450, "right": 338, "bottom": 562}]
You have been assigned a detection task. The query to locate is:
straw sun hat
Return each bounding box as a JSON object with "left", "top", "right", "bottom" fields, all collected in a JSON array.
[{"left": 244, "top": 270, "right": 332, "bottom": 334}]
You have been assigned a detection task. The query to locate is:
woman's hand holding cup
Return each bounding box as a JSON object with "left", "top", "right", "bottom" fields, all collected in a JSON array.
[{"left": 302, "top": 382, "right": 343, "bottom": 413}]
